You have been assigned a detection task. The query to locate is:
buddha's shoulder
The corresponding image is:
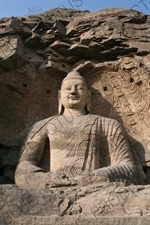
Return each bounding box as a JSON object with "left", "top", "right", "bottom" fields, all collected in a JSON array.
[
  {"left": 32, "top": 115, "right": 59, "bottom": 129},
  {"left": 89, "top": 114, "right": 121, "bottom": 127}
]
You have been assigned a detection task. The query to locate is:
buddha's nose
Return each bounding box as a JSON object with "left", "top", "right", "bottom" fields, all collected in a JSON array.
[{"left": 71, "top": 85, "right": 77, "bottom": 94}]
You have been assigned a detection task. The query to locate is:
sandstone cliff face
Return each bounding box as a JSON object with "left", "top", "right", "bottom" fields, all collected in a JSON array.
[{"left": 0, "top": 8, "right": 150, "bottom": 183}]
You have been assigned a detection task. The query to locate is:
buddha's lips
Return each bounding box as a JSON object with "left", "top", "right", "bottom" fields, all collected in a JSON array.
[{"left": 69, "top": 96, "right": 79, "bottom": 100}]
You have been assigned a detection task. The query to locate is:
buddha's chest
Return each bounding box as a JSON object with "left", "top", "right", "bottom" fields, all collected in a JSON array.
[{"left": 46, "top": 116, "right": 98, "bottom": 152}]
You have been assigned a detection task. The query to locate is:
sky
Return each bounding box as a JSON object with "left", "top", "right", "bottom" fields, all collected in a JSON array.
[{"left": 0, "top": 0, "right": 150, "bottom": 18}]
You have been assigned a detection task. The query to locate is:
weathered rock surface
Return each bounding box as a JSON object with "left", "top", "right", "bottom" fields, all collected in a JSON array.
[
  {"left": 0, "top": 184, "right": 150, "bottom": 225},
  {"left": 0, "top": 7, "right": 150, "bottom": 185}
]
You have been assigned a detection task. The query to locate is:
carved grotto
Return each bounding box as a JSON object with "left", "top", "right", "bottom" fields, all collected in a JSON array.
[{"left": 0, "top": 7, "right": 150, "bottom": 225}]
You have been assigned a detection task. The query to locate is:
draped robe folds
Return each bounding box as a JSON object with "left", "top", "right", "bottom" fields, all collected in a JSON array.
[{"left": 17, "top": 114, "right": 142, "bottom": 185}]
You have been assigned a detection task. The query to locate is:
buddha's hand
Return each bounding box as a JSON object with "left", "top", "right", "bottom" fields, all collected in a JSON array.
[
  {"left": 75, "top": 170, "right": 105, "bottom": 186},
  {"left": 47, "top": 172, "right": 74, "bottom": 187},
  {"left": 74, "top": 171, "right": 93, "bottom": 186}
]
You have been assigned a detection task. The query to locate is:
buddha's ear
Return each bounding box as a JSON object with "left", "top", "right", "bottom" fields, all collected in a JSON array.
[
  {"left": 86, "top": 89, "right": 92, "bottom": 113},
  {"left": 58, "top": 90, "right": 63, "bottom": 115}
]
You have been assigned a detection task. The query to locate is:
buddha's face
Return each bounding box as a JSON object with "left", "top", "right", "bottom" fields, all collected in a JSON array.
[{"left": 60, "top": 79, "right": 89, "bottom": 110}]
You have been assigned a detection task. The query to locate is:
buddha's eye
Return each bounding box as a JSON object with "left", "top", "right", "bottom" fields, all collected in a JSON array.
[
  {"left": 66, "top": 87, "right": 71, "bottom": 90},
  {"left": 78, "top": 86, "right": 85, "bottom": 90}
]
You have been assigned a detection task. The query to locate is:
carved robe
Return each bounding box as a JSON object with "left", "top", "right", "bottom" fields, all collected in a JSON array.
[{"left": 17, "top": 114, "right": 142, "bottom": 184}]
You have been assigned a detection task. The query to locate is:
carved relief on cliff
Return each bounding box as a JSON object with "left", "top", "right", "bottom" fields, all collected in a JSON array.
[{"left": 0, "top": 8, "right": 150, "bottom": 184}]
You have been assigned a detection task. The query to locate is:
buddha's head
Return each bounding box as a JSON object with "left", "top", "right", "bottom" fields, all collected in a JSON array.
[{"left": 58, "top": 70, "right": 91, "bottom": 114}]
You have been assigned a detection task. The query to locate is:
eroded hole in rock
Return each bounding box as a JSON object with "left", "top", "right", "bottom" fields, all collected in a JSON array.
[
  {"left": 130, "top": 77, "right": 134, "bottom": 83},
  {"left": 136, "top": 80, "right": 142, "bottom": 86},
  {"left": 0, "top": 167, "right": 4, "bottom": 176},
  {"left": 23, "top": 83, "right": 27, "bottom": 87},
  {"left": 62, "top": 64, "right": 65, "bottom": 67},
  {"left": 47, "top": 90, "right": 51, "bottom": 94},
  {"left": 143, "top": 167, "right": 148, "bottom": 175},
  {"left": 103, "top": 86, "right": 108, "bottom": 92}
]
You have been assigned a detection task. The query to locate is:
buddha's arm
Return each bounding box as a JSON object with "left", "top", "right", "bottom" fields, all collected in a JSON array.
[
  {"left": 78, "top": 120, "right": 137, "bottom": 186},
  {"left": 19, "top": 123, "right": 47, "bottom": 165},
  {"left": 15, "top": 121, "right": 49, "bottom": 188},
  {"left": 91, "top": 120, "right": 137, "bottom": 184},
  {"left": 15, "top": 121, "right": 71, "bottom": 188}
]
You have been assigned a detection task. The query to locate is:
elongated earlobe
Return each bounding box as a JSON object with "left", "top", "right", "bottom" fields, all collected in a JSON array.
[
  {"left": 58, "top": 90, "right": 63, "bottom": 115},
  {"left": 86, "top": 89, "right": 92, "bottom": 113}
]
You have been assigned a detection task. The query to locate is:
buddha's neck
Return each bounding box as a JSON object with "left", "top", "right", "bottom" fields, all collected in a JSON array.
[{"left": 63, "top": 108, "right": 86, "bottom": 117}]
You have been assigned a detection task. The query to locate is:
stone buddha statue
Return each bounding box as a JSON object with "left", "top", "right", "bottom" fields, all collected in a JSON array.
[{"left": 15, "top": 70, "right": 141, "bottom": 189}]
